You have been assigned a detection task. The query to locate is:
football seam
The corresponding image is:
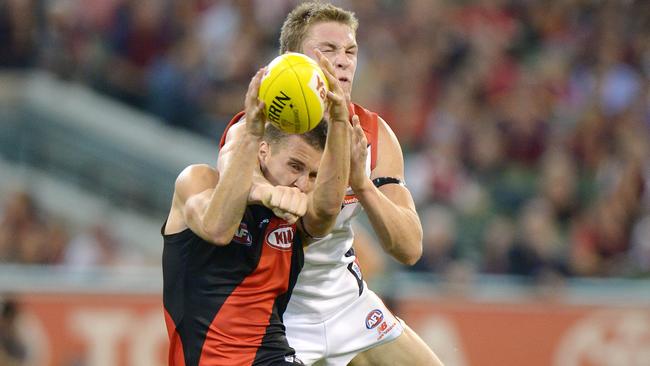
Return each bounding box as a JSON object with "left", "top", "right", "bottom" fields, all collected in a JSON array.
[
  {"left": 260, "top": 66, "right": 293, "bottom": 112},
  {"left": 286, "top": 63, "right": 312, "bottom": 133}
]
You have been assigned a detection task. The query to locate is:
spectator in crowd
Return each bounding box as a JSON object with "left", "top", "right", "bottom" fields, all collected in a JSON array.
[
  {"left": 0, "top": 0, "right": 36, "bottom": 68},
  {"left": 0, "top": 297, "right": 27, "bottom": 366},
  {"left": 412, "top": 205, "right": 458, "bottom": 273},
  {"left": 0, "top": 191, "right": 52, "bottom": 264},
  {"left": 64, "top": 223, "right": 121, "bottom": 268}
]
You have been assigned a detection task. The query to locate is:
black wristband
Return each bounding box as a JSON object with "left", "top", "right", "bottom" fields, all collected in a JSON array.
[{"left": 372, "top": 177, "right": 404, "bottom": 188}]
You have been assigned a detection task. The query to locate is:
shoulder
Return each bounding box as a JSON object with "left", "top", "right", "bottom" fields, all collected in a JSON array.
[
  {"left": 376, "top": 116, "right": 401, "bottom": 150},
  {"left": 219, "top": 112, "right": 247, "bottom": 148},
  {"left": 177, "top": 164, "right": 218, "bottom": 185},
  {"left": 350, "top": 103, "right": 398, "bottom": 148},
  {"left": 372, "top": 116, "right": 405, "bottom": 178},
  {"left": 175, "top": 164, "right": 219, "bottom": 203},
  {"left": 351, "top": 103, "right": 378, "bottom": 126}
]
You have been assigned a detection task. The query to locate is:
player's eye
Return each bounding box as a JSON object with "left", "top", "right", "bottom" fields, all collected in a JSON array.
[{"left": 289, "top": 163, "right": 302, "bottom": 172}]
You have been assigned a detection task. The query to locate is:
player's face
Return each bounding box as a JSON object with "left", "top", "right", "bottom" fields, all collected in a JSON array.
[
  {"left": 258, "top": 136, "right": 322, "bottom": 194},
  {"left": 301, "top": 21, "right": 358, "bottom": 101}
]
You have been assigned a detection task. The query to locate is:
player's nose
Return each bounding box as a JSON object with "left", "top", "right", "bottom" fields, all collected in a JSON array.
[
  {"left": 294, "top": 175, "right": 312, "bottom": 193},
  {"left": 333, "top": 50, "right": 350, "bottom": 69}
]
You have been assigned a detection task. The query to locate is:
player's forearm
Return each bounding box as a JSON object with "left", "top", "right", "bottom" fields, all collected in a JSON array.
[
  {"left": 219, "top": 125, "right": 273, "bottom": 206},
  {"left": 201, "top": 134, "right": 261, "bottom": 243},
  {"left": 247, "top": 168, "right": 274, "bottom": 205},
  {"left": 305, "top": 120, "right": 350, "bottom": 237},
  {"left": 354, "top": 179, "right": 423, "bottom": 265}
]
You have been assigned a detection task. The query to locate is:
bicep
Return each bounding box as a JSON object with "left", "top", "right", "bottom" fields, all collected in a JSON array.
[
  {"left": 371, "top": 118, "right": 416, "bottom": 211},
  {"left": 182, "top": 189, "right": 214, "bottom": 237},
  {"left": 174, "top": 165, "right": 219, "bottom": 238},
  {"left": 371, "top": 117, "right": 405, "bottom": 180}
]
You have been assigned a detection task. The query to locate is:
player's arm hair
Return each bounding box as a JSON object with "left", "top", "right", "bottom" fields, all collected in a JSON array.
[
  {"left": 177, "top": 131, "right": 261, "bottom": 245},
  {"left": 352, "top": 117, "right": 423, "bottom": 265},
  {"left": 302, "top": 117, "right": 350, "bottom": 239}
]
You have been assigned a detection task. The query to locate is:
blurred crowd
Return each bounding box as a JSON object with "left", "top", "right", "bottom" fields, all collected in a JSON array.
[
  {"left": 1, "top": 0, "right": 649, "bottom": 279},
  {"left": 0, "top": 191, "right": 124, "bottom": 268}
]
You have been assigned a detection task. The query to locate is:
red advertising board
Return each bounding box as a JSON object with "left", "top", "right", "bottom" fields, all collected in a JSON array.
[
  {"left": 396, "top": 299, "right": 650, "bottom": 366},
  {"left": 10, "top": 293, "right": 167, "bottom": 366},
  {"left": 8, "top": 292, "right": 650, "bottom": 366}
]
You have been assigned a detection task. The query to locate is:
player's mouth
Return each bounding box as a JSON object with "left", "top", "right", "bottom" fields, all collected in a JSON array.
[{"left": 338, "top": 77, "right": 350, "bottom": 85}]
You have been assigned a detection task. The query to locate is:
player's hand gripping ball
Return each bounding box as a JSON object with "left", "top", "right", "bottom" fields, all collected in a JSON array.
[{"left": 259, "top": 53, "right": 329, "bottom": 134}]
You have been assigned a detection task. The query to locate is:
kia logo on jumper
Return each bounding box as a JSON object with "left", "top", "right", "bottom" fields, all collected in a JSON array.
[
  {"left": 266, "top": 226, "right": 294, "bottom": 251},
  {"left": 366, "top": 309, "right": 384, "bottom": 329}
]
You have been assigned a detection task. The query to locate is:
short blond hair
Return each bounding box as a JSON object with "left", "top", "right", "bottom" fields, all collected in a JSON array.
[{"left": 279, "top": 2, "right": 358, "bottom": 54}]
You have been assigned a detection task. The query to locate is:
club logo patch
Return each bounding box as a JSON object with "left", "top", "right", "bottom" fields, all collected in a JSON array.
[
  {"left": 365, "top": 309, "right": 384, "bottom": 329},
  {"left": 343, "top": 194, "right": 359, "bottom": 206},
  {"left": 266, "top": 225, "right": 294, "bottom": 251},
  {"left": 232, "top": 223, "right": 252, "bottom": 246}
]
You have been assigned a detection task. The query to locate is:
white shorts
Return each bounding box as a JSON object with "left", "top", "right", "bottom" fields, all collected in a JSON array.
[{"left": 284, "top": 289, "right": 404, "bottom": 366}]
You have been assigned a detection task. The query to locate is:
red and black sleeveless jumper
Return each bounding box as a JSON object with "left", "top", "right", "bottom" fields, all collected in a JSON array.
[{"left": 162, "top": 205, "right": 304, "bottom": 366}]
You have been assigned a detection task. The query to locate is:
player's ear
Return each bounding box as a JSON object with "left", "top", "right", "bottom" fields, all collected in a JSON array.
[{"left": 258, "top": 141, "right": 270, "bottom": 164}]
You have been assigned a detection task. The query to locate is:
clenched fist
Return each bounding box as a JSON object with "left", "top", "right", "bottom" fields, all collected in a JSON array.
[{"left": 249, "top": 184, "right": 308, "bottom": 224}]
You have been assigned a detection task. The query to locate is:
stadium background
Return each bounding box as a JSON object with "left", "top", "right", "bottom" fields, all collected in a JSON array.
[{"left": 0, "top": 0, "right": 649, "bottom": 365}]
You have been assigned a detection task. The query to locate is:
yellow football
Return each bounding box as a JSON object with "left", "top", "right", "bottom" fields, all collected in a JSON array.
[{"left": 258, "top": 53, "right": 329, "bottom": 134}]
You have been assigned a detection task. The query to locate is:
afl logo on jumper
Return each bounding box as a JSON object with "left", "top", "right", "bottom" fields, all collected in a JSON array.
[
  {"left": 366, "top": 309, "right": 384, "bottom": 329},
  {"left": 232, "top": 223, "right": 252, "bottom": 246},
  {"left": 266, "top": 226, "right": 294, "bottom": 251}
]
